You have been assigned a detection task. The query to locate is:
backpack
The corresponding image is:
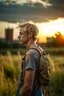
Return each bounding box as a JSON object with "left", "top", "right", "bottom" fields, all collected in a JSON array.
[{"left": 30, "top": 46, "right": 50, "bottom": 86}]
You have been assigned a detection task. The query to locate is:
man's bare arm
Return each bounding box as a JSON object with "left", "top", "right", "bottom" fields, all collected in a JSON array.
[{"left": 20, "top": 69, "right": 35, "bottom": 96}]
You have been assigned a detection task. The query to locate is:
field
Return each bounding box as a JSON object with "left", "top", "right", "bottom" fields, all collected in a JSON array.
[
  {"left": 46, "top": 55, "right": 64, "bottom": 96},
  {"left": 0, "top": 49, "right": 64, "bottom": 96}
]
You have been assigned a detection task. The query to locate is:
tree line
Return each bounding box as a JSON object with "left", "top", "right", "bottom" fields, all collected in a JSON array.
[
  {"left": 0, "top": 32, "right": 64, "bottom": 48},
  {"left": 47, "top": 32, "right": 64, "bottom": 47}
]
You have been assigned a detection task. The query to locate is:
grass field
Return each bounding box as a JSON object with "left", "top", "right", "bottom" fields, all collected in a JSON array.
[
  {"left": 0, "top": 47, "right": 64, "bottom": 55},
  {"left": 0, "top": 51, "right": 64, "bottom": 96},
  {"left": 46, "top": 55, "right": 64, "bottom": 96}
]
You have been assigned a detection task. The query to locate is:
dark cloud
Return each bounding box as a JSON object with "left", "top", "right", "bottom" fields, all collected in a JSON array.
[
  {"left": 49, "top": 0, "right": 64, "bottom": 10},
  {"left": 49, "top": 0, "right": 64, "bottom": 4},
  {"left": 0, "top": 1, "right": 64, "bottom": 23}
]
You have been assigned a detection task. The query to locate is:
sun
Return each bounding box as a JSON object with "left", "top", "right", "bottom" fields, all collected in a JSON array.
[{"left": 36, "top": 18, "right": 64, "bottom": 42}]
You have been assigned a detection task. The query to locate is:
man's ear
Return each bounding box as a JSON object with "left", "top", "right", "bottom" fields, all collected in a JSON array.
[{"left": 28, "top": 32, "right": 33, "bottom": 38}]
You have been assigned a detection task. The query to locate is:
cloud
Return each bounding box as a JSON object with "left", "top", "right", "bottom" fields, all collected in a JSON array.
[
  {"left": 30, "top": 0, "right": 52, "bottom": 7},
  {"left": 16, "top": 0, "right": 52, "bottom": 7},
  {"left": 0, "top": 0, "right": 52, "bottom": 7},
  {"left": 48, "top": 0, "right": 64, "bottom": 9},
  {"left": 0, "top": 0, "right": 64, "bottom": 23},
  {"left": 16, "top": 0, "right": 27, "bottom": 4}
]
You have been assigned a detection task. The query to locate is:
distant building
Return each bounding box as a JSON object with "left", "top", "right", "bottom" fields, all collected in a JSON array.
[
  {"left": 5, "top": 28, "right": 13, "bottom": 41},
  {"left": 47, "top": 37, "right": 54, "bottom": 43}
]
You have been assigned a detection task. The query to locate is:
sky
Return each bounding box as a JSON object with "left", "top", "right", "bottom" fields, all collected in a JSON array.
[
  {"left": 0, "top": 0, "right": 51, "bottom": 5},
  {"left": 0, "top": 0, "right": 64, "bottom": 23},
  {"left": 0, "top": 18, "right": 64, "bottom": 42},
  {"left": 0, "top": 0, "right": 64, "bottom": 42},
  {"left": 0, "top": 0, "right": 64, "bottom": 7},
  {"left": 0, "top": 0, "right": 64, "bottom": 22}
]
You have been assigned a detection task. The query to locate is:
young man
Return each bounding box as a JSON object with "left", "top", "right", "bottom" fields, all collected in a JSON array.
[{"left": 16, "top": 22, "right": 44, "bottom": 96}]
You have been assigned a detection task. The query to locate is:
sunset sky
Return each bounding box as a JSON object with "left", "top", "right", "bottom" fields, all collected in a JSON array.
[
  {"left": 0, "top": 0, "right": 64, "bottom": 42},
  {"left": 36, "top": 18, "right": 64, "bottom": 42}
]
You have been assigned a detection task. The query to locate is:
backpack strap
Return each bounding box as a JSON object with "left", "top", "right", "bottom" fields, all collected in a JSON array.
[
  {"left": 29, "top": 46, "right": 44, "bottom": 56},
  {"left": 30, "top": 48, "right": 41, "bottom": 57}
]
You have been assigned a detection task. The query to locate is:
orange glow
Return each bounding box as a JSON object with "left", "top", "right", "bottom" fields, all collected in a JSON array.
[
  {"left": 1, "top": 18, "right": 64, "bottom": 42},
  {"left": 36, "top": 18, "right": 64, "bottom": 42}
]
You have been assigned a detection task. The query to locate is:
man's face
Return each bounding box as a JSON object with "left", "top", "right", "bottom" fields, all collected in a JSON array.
[{"left": 18, "top": 28, "right": 29, "bottom": 44}]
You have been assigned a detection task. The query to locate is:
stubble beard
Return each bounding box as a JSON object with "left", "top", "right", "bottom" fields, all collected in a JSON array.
[{"left": 20, "top": 38, "right": 30, "bottom": 45}]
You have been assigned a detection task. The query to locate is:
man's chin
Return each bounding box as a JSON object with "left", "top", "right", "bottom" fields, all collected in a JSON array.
[
  {"left": 19, "top": 40, "right": 28, "bottom": 45},
  {"left": 20, "top": 41, "right": 23, "bottom": 44},
  {"left": 19, "top": 41, "right": 25, "bottom": 44}
]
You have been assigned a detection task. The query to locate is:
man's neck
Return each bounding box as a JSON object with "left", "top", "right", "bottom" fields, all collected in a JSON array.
[{"left": 25, "top": 39, "right": 37, "bottom": 48}]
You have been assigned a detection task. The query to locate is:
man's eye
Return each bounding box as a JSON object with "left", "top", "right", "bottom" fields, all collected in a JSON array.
[{"left": 19, "top": 32, "right": 22, "bottom": 35}]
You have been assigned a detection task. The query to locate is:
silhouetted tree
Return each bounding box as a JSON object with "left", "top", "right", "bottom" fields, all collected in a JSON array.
[{"left": 47, "top": 32, "right": 64, "bottom": 47}]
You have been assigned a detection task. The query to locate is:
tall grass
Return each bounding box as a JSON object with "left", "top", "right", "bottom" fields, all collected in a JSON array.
[
  {"left": 0, "top": 52, "right": 22, "bottom": 96},
  {"left": 45, "top": 55, "right": 64, "bottom": 96},
  {"left": 0, "top": 52, "right": 64, "bottom": 96}
]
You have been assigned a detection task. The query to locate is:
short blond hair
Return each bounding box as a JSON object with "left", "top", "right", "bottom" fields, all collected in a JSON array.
[{"left": 18, "top": 22, "right": 39, "bottom": 40}]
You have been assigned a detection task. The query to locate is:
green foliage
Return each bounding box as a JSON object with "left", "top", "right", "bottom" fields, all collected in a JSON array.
[
  {"left": 3, "top": 63, "right": 16, "bottom": 80},
  {"left": 45, "top": 48, "right": 64, "bottom": 55},
  {"left": 0, "top": 40, "right": 26, "bottom": 49},
  {"left": 0, "top": 48, "right": 64, "bottom": 55},
  {"left": 46, "top": 69, "right": 64, "bottom": 96},
  {"left": 0, "top": 53, "right": 22, "bottom": 96},
  {"left": 0, "top": 48, "right": 27, "bottom": 55},
  {"left": 0, "top": 53, "right": 64, "bottom": 96},
  {"left": 0, "top": 78, "right": 17, "bottom": 96},
  {"left": 45, "top": 55, "right": 64, "bottom": 96}
]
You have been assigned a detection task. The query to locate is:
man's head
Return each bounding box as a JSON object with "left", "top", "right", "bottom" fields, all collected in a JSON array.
[{"left": 18, "top": 22, "right": 39, "bottom": 44}]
